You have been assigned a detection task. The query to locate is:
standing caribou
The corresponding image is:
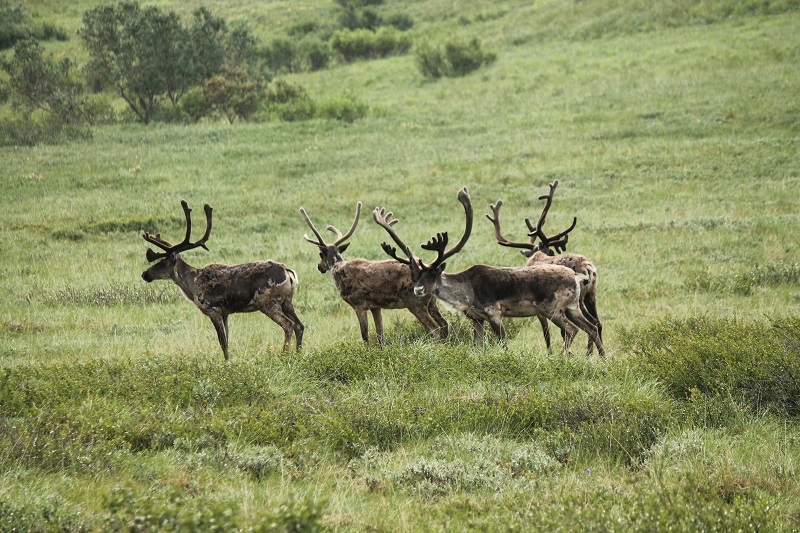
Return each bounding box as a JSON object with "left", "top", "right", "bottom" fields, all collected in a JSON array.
[
  {"left": 373, "top": 187, "right": 605, "bottom": 356},
  {"left": 486, "top": 180, "right": 603, "bottom": 354},
  {"left": 299, "top": 202, "right": 448, "bottom": 345},
  {"left": 141, "top": 200, "right": 304, "bottom": 360}
]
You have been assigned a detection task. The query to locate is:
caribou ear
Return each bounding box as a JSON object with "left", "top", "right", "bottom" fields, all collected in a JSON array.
[
  {"left": 520, "top": 250, "right": 533, "bottom": 258},
  {"left": 437, "top": 262, "right": 447, "bottom": 274},
  {"left": 146, "top": 248, "right": 163, "bottom": 262},
  {"left": 338, "top": 242, "right": 350, "bottom": 254}
]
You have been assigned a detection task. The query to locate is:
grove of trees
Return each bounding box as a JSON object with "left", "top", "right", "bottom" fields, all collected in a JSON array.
[{"left": 0, "top": 0, "right": 494, "bottom": 145}]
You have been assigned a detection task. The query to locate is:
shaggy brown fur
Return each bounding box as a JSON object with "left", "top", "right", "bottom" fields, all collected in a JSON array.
[
  {"left": 301, "top": 203, "right": 447, "bottom": 345},
  {"left": 142, "top": 201, "right": 303, "bottom": 360},
  {"left": 375, "top": 187, "right": 605, "bottom": 356}
]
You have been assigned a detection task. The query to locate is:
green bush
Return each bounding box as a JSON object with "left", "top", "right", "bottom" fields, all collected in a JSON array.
[
  {"left": 299, "top": 35, "right": 332, "bottom": 71},
  {"left": 415, "top": 37, "right": 496, "bottom": 79},
  {"left": 623, "top": 316, "right": 800, "bottom": 417},
  {"left": 260, "top": 79, "right": 316, "bottom": 122},
  {"left": 330, "top": 27, "right": 411, "bottom": 62},
  {"left": 265, "top": 36, "right": 299, "bottom": 73},
  {"left": 316, "top": 92, "right": 368, "bottom": 123}
]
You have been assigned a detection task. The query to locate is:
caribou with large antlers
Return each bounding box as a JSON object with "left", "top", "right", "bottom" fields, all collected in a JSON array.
[
  {"left": 299, "top": 202, "right": 448, "bottom": 345},
  {"left": 374, "top": 187, "right": 604, "bottom": 356},
  {"left": 141, "top": 200, "right": 303, "bottom": 360},
  {"left": 486, "top": 180, "right": 603, "bottom": 354}
]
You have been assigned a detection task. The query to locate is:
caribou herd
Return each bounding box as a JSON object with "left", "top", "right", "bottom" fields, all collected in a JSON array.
[{"left": 141, "top": 181, "right": 604, "bottom": 359}]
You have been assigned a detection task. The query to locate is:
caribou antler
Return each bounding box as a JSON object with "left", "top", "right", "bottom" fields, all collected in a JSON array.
[
  {"left": 524, "top": 179, "right": 577, "bottom": 254},
  {"left": 486, "top": 199, "right": 536, "bottom": 251},
  {"left": 299, "top": 207, "right": 326, "bottom": 246},
  {"left": 300, "top": 203, "right": 361, "bottom": 248},
  {"left": 143, "top": 200, "right": 212, "bottom": 262},
  {"left": 374, "top": 187, "right": 472, "bottom": 271},
  {"left": 421, "top": 186, "right": 472, "bottom": 269},
  {"left": 373, "top": 207, "right": 413, "bottom": 265},
  {"left": 326, "top": 202, "right": 361, "bottom": 246}
]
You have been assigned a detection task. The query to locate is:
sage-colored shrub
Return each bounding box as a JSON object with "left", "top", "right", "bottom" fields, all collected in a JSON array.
[
  {"left": 415, "top": 37, "right": 496, "bottom": 79},
  {"left": 623, "top": 316, "right": 800, "bottom": 417}
]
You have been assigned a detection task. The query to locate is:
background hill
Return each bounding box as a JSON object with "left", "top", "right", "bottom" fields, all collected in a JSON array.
[{"left": 1, "top": 0, "right": 799, "bottom": 530}]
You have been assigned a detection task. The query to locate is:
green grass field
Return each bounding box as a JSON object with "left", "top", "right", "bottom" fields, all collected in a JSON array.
[{"left": 2, "top": 0, "right": 800, "bottom": 530}]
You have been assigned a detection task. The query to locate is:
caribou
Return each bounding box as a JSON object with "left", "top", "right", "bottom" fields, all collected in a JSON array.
[
  {"left": 141, "top": 200, "right": 304, "bottom": 360},
  {"left": 299, "top": 202, "right": 448, "bottom": 346},
  {"left": 486, "top": 179, "right": 602, "bottom": 354},
  {"left": 373, "top": 187, "right": 604, "bottom": 356}
]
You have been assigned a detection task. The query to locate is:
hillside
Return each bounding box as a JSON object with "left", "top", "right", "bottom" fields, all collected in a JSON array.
[{"left": 1, "top": 0, "right": 799, "bottom": 530}]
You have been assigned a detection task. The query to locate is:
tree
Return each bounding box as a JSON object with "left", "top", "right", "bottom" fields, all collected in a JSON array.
[
  {"left": 0, "top": 38, "right": 90, "bottom": 125},
  {"left": 79, "top": 1, "right": 189, "bottom": 124},
  {"left": 203, "top": 66, "right": 264, "bottom": 123}
]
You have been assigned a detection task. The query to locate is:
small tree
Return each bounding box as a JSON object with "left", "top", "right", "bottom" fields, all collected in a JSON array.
[
  {"left": 203, "top": 66, "right": 264, "bottom": 123},
  {"left": 1, "top": 38, "right": 90, "bottom": 125},
  {"left": 80, "top": 2, "right": 189, "bottom": 124}
]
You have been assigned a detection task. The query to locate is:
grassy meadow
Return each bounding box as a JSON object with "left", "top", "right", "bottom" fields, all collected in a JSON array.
[{"left": 2, "top": 0, "right": 800, "bottom": 530}]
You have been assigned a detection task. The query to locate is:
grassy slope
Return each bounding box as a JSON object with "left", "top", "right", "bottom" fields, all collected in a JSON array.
[{"left": 1, "top": 0, "right": 800, "bottom": 530}]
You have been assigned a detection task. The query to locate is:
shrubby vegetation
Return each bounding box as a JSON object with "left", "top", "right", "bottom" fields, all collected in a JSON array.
[
  {"left": 330, "top": 26, "right": 411, "bottom": 62},
  {"left": 623, "top": 315, "right": 800, "bottom": 417},
  {"left": 415, "top": 37, "right": 497, "bottom": 79},
  {"left": 0, "top": 0, "right": 393, "bottom": 143},
  {"left": 0, "top": 0, "right": 67, "bottom": 50}
]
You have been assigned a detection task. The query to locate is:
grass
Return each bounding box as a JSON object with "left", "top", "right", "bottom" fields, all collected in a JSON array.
[{"left": 2, "top": 0, "right": 800, "bottom": 530}]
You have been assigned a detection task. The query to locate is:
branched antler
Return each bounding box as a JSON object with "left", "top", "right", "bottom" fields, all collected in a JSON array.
[
  {"left": 143, "top": 200, "right": 212, "bottom": 261},
  {"left": 300, "top": 202, "right": 362, "bottom": 248},
  {"left": 524, "top": 180, "right": 577, "bottom": 254},
  {"left": 373, "top": 207, "right": 412, "bottom": 265},
  {"left": 486, "top": 200, "right": 536, "bottom": 251}
]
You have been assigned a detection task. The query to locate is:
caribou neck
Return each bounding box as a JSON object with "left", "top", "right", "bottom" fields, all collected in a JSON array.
[
  {"left": 431, "top": 272, "right": 475, "bottom": 313},
  {"left": 170, "top": 256, "right": 202, "bottom": 303}
]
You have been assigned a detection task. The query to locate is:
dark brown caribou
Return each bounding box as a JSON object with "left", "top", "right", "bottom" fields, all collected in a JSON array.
[
  {"left": 141, "top": 200, "right": 303, "bottom": 360},
  {"left": 299, "top": 202, "right": 448, "bottom": 345},
  {"left": 486, "top": 179, "right": 602, "bottom": 354},
  {"left": 374, "top": 187, "right": 604, "bottom": 356}
]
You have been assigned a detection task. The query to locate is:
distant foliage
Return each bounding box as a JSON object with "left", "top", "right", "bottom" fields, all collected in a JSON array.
[
  {"left": 415, "top": 37, "right": 496, "bottom": 79},
  {"left": 316, "top": 92, "right": 368, "bottom": 123},
  {"left": 0, "top": 39, "right": 91, "bottom": 125},
  {"left": 330, "top": 26, "right": 411, "bottom": 62},
  {"left": 264, "top": 37, "right": 300, "bottom": 73},
  {"left": 0, "top": 39, "right": 95, "bottom": 145},
  {"left": 623, "top": 316, "right": 800, "bottom": 417},
  {"left": 202, "top": 66, "right": 265, "bottom": 123},
  {"left": 0, "top": 0, "right": 67, "bottom": 50},
  {"left": 262, "top": 79, "right": 317, "bottom": 122},
  {"left": 686, "top": 261, "right": 800, "bottom": 296},
  {"left": 79, "top": 2, "right": 263, "bottom": 125},
  {"left": 299, "top": 35, "right": 332, "bottom": 71}
]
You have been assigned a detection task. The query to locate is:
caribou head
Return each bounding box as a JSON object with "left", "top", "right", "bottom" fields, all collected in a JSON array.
[{"left": 299, "top": 202, "right": 361, "bottom": 273}]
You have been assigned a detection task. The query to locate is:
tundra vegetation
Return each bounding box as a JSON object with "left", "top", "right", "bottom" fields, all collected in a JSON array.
[{"left": 1, "top": 0, "right": 799, "bottom": 530}]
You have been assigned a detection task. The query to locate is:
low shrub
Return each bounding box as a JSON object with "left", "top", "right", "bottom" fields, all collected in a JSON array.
[
  {"left": 261, "top": 79, "right": 317, "bottom": 122},
  {"left": 330, "top": 26, "right": 411, "bottom": 62},
  {"left": 415, "top": 37, "right": 496, "bottom": 79},
  {"left": 104, "top": 485, "right": 241, "bottom": 532},
  {"left": 299, "top": 35, "right": 332, "bottom": 71},
  {"left": 316, "top": 92, "right": 368, "bottom": 123},
  {"left": 48, "top": 283, "right": 179, "bottom": 306},
  {"left": 515, "top": 472, "right": 776, "bottom": 531},
  {"left": 0, "top": 498, "right": 88, "bottom": 532},
  {"left": 623, "top": 315, "right": 800, "bottom": 417},
  {"left": 686, "top": 261, "right": 800, "bottom": 296}
]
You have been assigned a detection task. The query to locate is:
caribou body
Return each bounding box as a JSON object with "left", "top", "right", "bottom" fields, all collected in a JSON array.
[
  {"left": 374, "top": 187, "right": 604, "bottom": 356},
  {"left": 141, "top": 200, "right": 303, "bottom": 359},
  {"left": 300, "top": 202, "right": 448, "bottom": 345}
]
